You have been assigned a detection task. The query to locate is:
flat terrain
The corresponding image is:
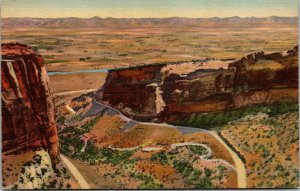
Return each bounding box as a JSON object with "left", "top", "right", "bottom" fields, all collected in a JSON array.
[
  {"left": 49, "top": 72, "right": 107, "bottom": 94},
  {"left": 4, "top": 27, "right": 296, "bottom": 94},
  {"left": 2, "top": 27, "right": 297, "bottom": 72}
]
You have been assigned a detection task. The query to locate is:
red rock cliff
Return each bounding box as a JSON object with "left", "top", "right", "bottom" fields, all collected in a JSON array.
[
  {"left": 97, "top": 47, "right": 298, "bottom": 122},
  {"left": 1, "top": 43, "right": 59, "bottom": 165},
  {"left": 97, "top": 64, "right": 166, "bottom": 120}
]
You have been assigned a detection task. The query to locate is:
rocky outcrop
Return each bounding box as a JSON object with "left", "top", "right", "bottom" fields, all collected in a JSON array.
[
  {"left": 1, "top": 43, "right": 59, "bottom": 165},
  {"left": 97, "top": 47, "right": 298, "bottom": 122},
  {"left": 97, "top": 64, "right": 166, "bottom": 120}
]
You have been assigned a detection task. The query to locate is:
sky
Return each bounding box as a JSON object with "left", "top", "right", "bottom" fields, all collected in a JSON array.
[{"left": 2, "top": 0, "right": 298, "bottom": 18}]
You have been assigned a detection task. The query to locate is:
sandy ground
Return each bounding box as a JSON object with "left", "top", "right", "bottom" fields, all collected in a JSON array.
[
  {"left": 60, "top": 155, "right": 90, "bottom": 189},
  {"left": 67, "top": 99, "right": 241, "bottom": 188},
  {"left": 3, "top": 27, "right": 297, "bottom": 72},
  {"left": 2, "top": 151, "right": 80, "bottom": 189},
  {"left": 50, "top": 72, "right": 107, "bottom": 108},
  {"left": 209, "top": 131, "right": 247, "bottom": 188},
  {"left": 2, "top": 151, "right": 36, "bottom": 186},
  {"left": 49, "top": 72, "right": 107, "bottom": 94}
]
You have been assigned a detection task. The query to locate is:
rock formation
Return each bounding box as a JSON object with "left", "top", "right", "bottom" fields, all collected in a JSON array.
[
  {"left": 97, "top": 64, "right": 166, "bottom": 120},
  {"left": 97, "top": 47, "right": 298, "bottom": 122},
  {"left": 1, "top": 43, "right": 59, "bottom": 165}
]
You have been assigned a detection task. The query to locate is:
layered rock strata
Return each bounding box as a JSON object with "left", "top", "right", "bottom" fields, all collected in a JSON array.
[
  {"left": 97, "top": 47, "right": 298, "bottom": 122},
  {"left": 1, "top": 43, "right": 59, "bottom": 165}
]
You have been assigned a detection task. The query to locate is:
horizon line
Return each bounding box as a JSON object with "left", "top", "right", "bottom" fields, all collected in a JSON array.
[{"left": 3, "top": 15, "right": 298, "bottom": 19}]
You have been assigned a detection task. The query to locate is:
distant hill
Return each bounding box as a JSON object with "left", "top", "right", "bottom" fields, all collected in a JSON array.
[{"left": 2, "top": 16, "right": 298, "bottom": 29}]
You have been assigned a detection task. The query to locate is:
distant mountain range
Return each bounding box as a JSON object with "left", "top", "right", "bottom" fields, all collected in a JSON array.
[{"left": 2, "top": 16, "right": 298, "bottom": 28}]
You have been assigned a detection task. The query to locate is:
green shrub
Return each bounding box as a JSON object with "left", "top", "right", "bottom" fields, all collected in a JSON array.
[
  {"left": 189, "top": 169, "right": 201, "bottom": 181},
  {"left": 173, "top": 101, "right": 298, "bottom": 129},
  {"left": 138, "top": 180, "right": 163, "bottom": 189},
  {"left": 80, "top": 116, "right": 100, "bottom": 133},
  {"left": 99, "top": 148, "right": 134, "bottom": 166},
  {"left": 204, "top": 168, "right": 213, "bottom": 177},
  {"left": 195, "top": 177, "right": 213, "bottom": 188},
  {"left": 151, "top": 152, "right": 168, "bottom": 165},
  {"left": 45, "top": 59, "right": 67, "bottom": 64},
  {"left": 76, "top": 141, "right": 99, "bottom": 162},
  {"left": 187, "top": 145, "right": 208, "bottom": 155},
  {"left": 57, "top": 116, "right": 66, "bottom": 124}
]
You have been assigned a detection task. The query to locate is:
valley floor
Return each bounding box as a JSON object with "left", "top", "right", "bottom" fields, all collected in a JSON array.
[
  {"left": 55, "top": 90, "right": 298, "bottom": 189},
  {"left": 56, "top": 93, "right": 246, "bottom": 189}
]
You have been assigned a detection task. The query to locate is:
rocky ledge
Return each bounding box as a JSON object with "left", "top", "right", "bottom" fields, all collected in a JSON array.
[
  {"left": 1, "top": 43, "right": 59, "bottom": 165},
  {"left": 97, "top": 46, "right": 298, "bottom": 122}
]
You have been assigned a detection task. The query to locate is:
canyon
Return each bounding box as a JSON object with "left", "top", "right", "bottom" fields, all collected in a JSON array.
[
  {"left": 1, "top": 42, "right": 298, "bottom": 189},
  {"left": 1, "top": 43, "right": 59, "bottom": 165},
  {"left": 97, "top": 46, "right": 298, "bottom": 122}
]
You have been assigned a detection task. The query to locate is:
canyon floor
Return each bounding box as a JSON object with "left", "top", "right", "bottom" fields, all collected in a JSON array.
[
  {"left": 3, "top": 26, "right": 298, "bottom": 189},
  {"left": 56, "top": 95, "right": 240, "bottom": 189},
  {"left": 54, "top": 91, "right": 298, "bottom": 189}
]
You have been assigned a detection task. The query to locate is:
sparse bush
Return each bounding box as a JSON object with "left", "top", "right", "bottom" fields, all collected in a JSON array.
[
  {"left": 195, "top": 177, "right": 213, "bottom": 188},
  {"left": 57, "top": 116, "right": 66, "bottom": 125},
  {"left": 172, "top": 101, "right": 298, "bottom": 129},
  {"left": 151, "top": 152, "right": 168, "bottom": 165},
  {"left": 187, "top": 145, "right": 208, "bottom": 155},
  {"left": 99, "top": 148, "right": 134, "bottom": 166},
  {"left": 204, "top": 168, "right": 213, "bottom": 177}
]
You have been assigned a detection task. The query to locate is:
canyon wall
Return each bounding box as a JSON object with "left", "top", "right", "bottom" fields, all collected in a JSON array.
[
  {"left": 1, "top": 43, "right": 59, "bottom": 165},
  {"left": 97, "top": 64, "right": 166, "bottom": 120},
  {"left": 97, "top": 46, "right": 298, "bottom": 122}
]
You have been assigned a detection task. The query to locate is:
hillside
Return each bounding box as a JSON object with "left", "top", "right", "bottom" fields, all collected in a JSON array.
[
  {"left": 56, "top": 93, "right": 239, "bottom": 189},
  {"left": 2, "top": 16, "right": 298, "bottom": 29},
  {"left": 220, "top": 112, "right": 299, "bottom": 188}
]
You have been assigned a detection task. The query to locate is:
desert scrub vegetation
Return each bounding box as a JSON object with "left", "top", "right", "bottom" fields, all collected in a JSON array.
[
  {"left": 56, "top": 115, "right": 66, "bottom": 125},
  {"left": 59, "top": 116, "right": 100, "bottom": 136},
  {"left": 220, "top": 112, "right": 299, "bottom": 188},
  {"left": 173, "top": 101, "right": 298, "bottom": 129},
  {"left": 173, "top": 160, "right": 214, "bottom": 188},
  {"left": 186, "top": 145, "right": 209, "bottom": 155},
  {"left": 151, "top": 152, "right": 168, "bottom": 165},
  {"left": 60, "top": 133, "right": 136, "bottom": 165},
  {"left": 74, "top": 141, "right": 99, "bottom": 164},
  {"left": 130, "top": 172, "right": 163, "bottom": 189},
  {"left": 148, "top": 145, "right": 232, "bottom": 188},
  {"left": 7, "top": 150, "right": 73, "bottom": 189},
  {"left": 99, "top": 148, "right": 136, "bottom": 166},
  {"left": 44, "top": 59, "right": 67, "bottom": 64},
  {"left": 59, "top": 116, "right": 101, "bottom": 159}
]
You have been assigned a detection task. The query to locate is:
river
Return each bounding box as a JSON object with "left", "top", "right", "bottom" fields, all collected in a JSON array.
[{"left": 47, "top": 66, "right": 132, "bottom": 76}]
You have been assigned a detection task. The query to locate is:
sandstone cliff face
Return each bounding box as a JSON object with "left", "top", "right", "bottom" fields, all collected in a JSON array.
[
  {"left": 1, "top": 43, "right": 59, "bottom": 165},
  {"left": 97, "top": 47, "right": 298, "bottom": 122},
  {"left": 97, "top": 64, "right": 166, "bottom": 120}
]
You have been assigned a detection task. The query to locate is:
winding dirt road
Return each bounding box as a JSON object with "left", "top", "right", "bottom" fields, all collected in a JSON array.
[
  {"left": 60, "top": 155, "right": 90, "bottom": 189},
  {"left": 65, "top": 102, "right": 76, "bottom": 115},
  {"left": 62, "top": 93, "right": 247, "bottom": 188},
  {"left": 209, "top": 132, "right": 247, "bottom": 188},
  {"left": 108, "top": 141, "right": 236, "bottom": 170},
  {"left": 92, "top": 99, "right": 247, "bottom": 188},
  {"left": 171, "top": 142, "right": 236, "bottom": 169}
]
